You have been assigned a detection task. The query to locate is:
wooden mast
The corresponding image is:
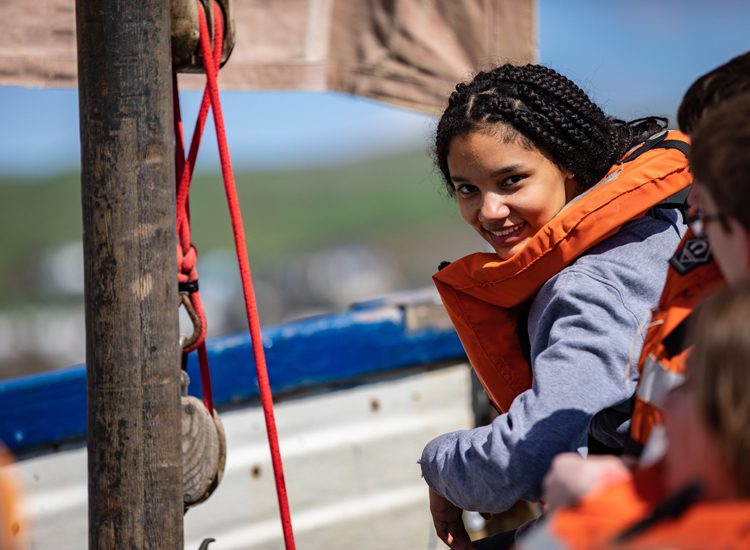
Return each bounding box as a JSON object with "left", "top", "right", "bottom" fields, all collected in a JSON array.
[{"left": 76, "top": 1, "right": 183, "bottom": 547}]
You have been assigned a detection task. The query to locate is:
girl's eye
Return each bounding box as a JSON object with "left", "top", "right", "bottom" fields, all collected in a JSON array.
[
  {"left": 501, "top": 174, "right": 524, "bottom": 187},
  {"left": 454, "top": 183, "right": 478, "bottom": 196}
]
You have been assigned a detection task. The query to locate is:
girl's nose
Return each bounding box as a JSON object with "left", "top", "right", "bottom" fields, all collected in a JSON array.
[{"left": 478, "top": 192, "right": 510, "bottom": 223}]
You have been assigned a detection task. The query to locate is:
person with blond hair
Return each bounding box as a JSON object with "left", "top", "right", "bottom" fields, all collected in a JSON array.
[
  {"left": 521, "top": 279, "right": 750, "bottom": 549},
  {"left": 543, "top": 51, "right": 750, "bottom": 516}
]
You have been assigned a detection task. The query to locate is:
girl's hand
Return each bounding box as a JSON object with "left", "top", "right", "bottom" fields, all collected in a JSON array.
[{"left": 428, "top": 488, "right": 474, "bottom": 550}]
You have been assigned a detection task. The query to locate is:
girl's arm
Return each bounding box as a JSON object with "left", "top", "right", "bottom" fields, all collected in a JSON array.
[{"left": 420, "top": 268, "right": 641, "bottom": 513}]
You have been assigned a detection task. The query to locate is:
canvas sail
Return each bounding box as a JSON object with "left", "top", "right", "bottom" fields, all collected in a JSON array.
[{"left": 0, "top": 0, "right": 534, "bottom": 113}]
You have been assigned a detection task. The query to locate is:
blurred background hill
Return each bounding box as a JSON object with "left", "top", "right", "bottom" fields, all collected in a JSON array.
[
  {"left": 1, "top": 0, "right": 748, "bottom": 379},
  {"left": 0, "top": 149, "right": 482, "bottom": 378}
]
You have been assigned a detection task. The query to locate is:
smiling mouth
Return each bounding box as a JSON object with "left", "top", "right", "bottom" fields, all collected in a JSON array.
[{"left": 483, "top": 222, "right": 526, "bottom": 245}]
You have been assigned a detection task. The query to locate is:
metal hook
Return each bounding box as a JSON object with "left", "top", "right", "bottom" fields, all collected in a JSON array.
[{"left": 180, "top": 293, "right": 203, "bottom": 350}]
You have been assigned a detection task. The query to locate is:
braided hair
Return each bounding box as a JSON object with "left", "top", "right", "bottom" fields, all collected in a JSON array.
[{"left": 435, "top": 64, "right": 665, "bottom": 196}]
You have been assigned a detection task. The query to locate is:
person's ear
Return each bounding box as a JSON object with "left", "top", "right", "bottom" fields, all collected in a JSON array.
[
  {"left": 563, "top": 171, "right": 579, "bottom": 201},
  {"left": 736, "top": 220, "right": 750, "bottom": 262}
]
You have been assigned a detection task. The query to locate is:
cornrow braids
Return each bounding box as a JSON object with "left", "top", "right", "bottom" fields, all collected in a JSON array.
[{"left": 435, "top": 64, "right": 665, "bottom": 196}]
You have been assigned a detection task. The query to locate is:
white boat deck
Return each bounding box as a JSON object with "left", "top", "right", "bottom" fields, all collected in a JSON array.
[{"left": 16, "top": 363, "right": 473, "bottom": 549}]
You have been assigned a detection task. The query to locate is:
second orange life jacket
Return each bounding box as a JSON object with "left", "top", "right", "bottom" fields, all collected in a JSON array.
[
  {"left": 434, "top": 131, "right": 691, "bottom": 412},
  {"left": 522, "top": 464, "right": 750, "bottom": 550},
  {"left": 626, "top": 232, "right": 724, "bottom": 453}
]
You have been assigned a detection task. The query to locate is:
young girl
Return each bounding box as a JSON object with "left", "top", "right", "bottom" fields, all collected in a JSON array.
[{"left": 419, "top": 64, "right": 690, "bottom": 549}]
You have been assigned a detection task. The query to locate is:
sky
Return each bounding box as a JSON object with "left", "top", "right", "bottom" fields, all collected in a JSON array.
[{"left": 0, "top": 0, "right": 748, "bottom": 177}]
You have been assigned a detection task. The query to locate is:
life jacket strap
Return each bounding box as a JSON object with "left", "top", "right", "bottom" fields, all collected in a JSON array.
[
  {"left": 626, "top": 131, "right": 691, "bottom": 220},
  {"left": 621, "top": 130, "right": 689, "bottom": 163},
  {"left": 661, "top": 313, "right": 693, "bottom": 358},
  {"left": 614, "top": 482, "right": 702, "bottom": 543}
]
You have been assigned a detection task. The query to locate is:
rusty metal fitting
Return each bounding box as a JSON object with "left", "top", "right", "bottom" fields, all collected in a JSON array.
[
  {"left": 179, "top": 293, "right": 203, "bottom": 350},
  {"left": 171, "top": 0, "right": 235, "bottom": 73}
]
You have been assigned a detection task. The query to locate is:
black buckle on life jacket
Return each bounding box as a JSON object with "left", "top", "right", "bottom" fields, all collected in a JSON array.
[{"left": 622, "top": 436, "right": 645, "bottom": 458}]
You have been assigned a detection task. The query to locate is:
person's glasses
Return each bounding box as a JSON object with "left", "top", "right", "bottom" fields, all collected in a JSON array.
[{"left": 686, "top": 209, "right": 726, "bottom": 237}]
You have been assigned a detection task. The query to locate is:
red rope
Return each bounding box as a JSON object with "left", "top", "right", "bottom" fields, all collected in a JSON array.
[
  {"left": 172, "top": 3, "right": 225, "bottom": 414},
  {"left": 196, "top": 341, "right": 214, "bottom": 414},
  {"left": 171, "top": 3, "right": 297, "bottom": 547}
]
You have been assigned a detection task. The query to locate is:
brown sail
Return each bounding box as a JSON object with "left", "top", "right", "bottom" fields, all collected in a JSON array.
[{"left": 0, "top": 0, "right": 535, "bottom": 112}]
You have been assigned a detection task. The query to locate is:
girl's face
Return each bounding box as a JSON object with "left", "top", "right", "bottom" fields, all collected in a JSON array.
[{"left": 447, "top": 130, "right": 578, "bottom": 260}]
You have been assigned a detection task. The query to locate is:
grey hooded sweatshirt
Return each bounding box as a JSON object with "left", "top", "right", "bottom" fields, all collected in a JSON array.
[{"left": 419, "top": 209, "right": 684, "bottom": 513}]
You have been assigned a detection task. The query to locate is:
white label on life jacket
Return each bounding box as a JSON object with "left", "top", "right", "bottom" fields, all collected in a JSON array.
[{"left": 636, "top": 354, "right": 686, "bottom": 407}]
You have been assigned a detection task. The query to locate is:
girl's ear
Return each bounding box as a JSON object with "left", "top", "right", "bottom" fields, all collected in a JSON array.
[{"left": 563, "top": 171, "right": 580, "bottom": 202}]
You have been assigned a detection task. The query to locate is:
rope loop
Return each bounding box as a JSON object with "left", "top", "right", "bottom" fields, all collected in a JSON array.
[
  {"left": 177, "top": 243, "right": 199, "bottom": 286},
  {"left": 170, "top": 2, "right": 297, "bottom": 546}
]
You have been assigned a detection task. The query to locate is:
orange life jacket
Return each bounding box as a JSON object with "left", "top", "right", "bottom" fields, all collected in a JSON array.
[
  {"left": 522, "top": 463, "right": 664, "bottom": 549},
  {"left": 0, "top": 446, "right": 27, "bottom": 550},
  {"left": 627, "top": 233, "right": 724, "bottom": 451},
  {"left": 524, "top": 464, "right": 750, "bottom": 550},
  {"left": 433, "top": 131, "right": 691, "bottom": 412}
]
